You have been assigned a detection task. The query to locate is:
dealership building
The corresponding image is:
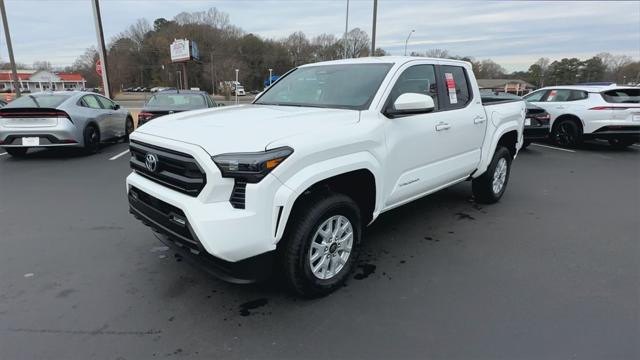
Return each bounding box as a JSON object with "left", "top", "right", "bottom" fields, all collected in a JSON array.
[{"left": 0, "top": 70, "right": 86, "bottom": 92}]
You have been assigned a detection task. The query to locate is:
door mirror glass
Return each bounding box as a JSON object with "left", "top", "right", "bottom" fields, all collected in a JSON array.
[
  {"left": 388, "top": 93, "right": 435, "bottom": 116},
  {"left": 113, "top": 104, "right": 120, "bottom": 110}
]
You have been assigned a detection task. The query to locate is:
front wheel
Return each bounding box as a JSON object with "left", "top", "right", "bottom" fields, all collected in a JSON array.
[
  {"left": 280, "top": 193, "right": 361, "bottom": 297},
  {"left": 551, "top": 119, "right": 582, "bottom": 148},
  {"left": 472, "top": 147, "right": 512, "bottom": 204},
  {"left": 123, "top": 117, "right": 134, "bottom": 141}
]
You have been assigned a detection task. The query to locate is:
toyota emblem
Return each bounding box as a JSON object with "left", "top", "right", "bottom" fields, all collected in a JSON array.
[{"left": 145, "top": 153, "right": 159, "bottom": 172}]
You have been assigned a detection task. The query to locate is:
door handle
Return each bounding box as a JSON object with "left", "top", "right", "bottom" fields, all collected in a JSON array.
[
  {"left": 555, "top": 106, "right": 565, "bottom": 110},
  {"left": 473, "top": 116, "right": 485, "bottom": 124},
  {"left": 435, "top": 122, "right": 451, "bottom": 131}
]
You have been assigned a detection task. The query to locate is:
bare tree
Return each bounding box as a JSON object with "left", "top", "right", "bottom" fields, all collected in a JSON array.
[
  {"left": 33, "top": 60, "right": 52, "bottom": 71},
  {"left": 312, "top": 34, "right": 341, "bottom": 61},
  {"left": 597, "top": 52, "right": 633, "bottom": 82},
  {"left": 121, "top": 19, "right": 151, "bottom": 50},
  {"left": 285, "top": 31, "right": 312, "bottom": 65},
  {"left": 478, "top": 59, "right": 506, "bottom": 79},
  {"left": 424, "top": 48, "right": 450, "bottom": 58},
  {"left": 534, "top": 57, "right": 550, "bottom": 86},
  {"left": 344, "top": 28, "right": 370, "bottom": 58}
]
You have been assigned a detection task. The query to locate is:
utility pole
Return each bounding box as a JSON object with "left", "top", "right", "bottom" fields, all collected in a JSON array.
[
  {"left": 210, "top": 52, "right": 215, "bottom": 95},
  {"left": 371, "top": 0, "right": 377, "bottom": 56},
  {"left": 343, "top": 0, "right": 349, "bottom": 59},
  {"left": 91, "top": 0, "right": 111, "bottom": 98},
  {"left": 0, "top": 0, "right": 21, "bottom": 98}
]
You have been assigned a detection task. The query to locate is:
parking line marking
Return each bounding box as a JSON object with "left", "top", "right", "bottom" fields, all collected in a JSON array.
[
  {"left": 531, "top": 143, "right": 576, "bottom": 153},
  {"left": 109, "top": 149, "right": 130, "bottom": 161},
  {"left": 0, "top": 152, "right": 7, "bottom": 156}
]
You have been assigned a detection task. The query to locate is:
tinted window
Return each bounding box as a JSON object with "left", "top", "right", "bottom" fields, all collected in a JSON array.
[
  {"left": 255, "top": 63, "right": 393, "bottom": 110},
  {"left": 602, "top": 89, "right": 640, "bottom": 104},
  {"left": 440, "top": 65, "right": 471, "bottom": 108},
  {"left": 146, "top": 93, "right": 208, "bottom": 109},
  {"left": 387, "top": 65, "right": 438, "bottom": 111},
  {"left": 545, "top": 89, "right": 587, "bottom": 102},
  {"left": 523, "top": 90, "right": 547, "bottom": 102},
  {"left": 96, "top": 96, "right": 115, "bottom": 109},
  {"left": 82, "top": 95, "right": 102, "bottom": 109},
  {"left": 5, "top": 94, "right": 71, "bottom": 108}
]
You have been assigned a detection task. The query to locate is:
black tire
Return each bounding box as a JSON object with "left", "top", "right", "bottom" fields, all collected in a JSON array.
[
  {"left": 83, "top": 124, "right": 100, "bottom": 153},
  {"left": 551, "top": 118, "right": 582, "bottom": 148},
  {"left": 607, "top": 138, "right": 636, "bottom": 149},
  {"left": 521, "top": 140, "right": 532, "bottom": 150},
  {"left": 123, "top": 117, "right": 134, "bottom": 141},
  {"left": 280, "top": 192, "right": 361, "bottom": 297},
  {"left": 5, "top": 147, "right": 28, "bottom": 157},
  {"left": 472, "top": 146, "right": 512, "bottom": 204}
]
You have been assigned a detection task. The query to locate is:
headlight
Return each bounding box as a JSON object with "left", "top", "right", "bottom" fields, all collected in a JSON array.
[{"left": 212, "top": 147, "right": 293, "bottom": 183}]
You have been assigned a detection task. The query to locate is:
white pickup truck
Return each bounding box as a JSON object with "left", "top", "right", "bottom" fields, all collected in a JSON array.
[{"left": 127, "top": 57, "right": 525, "bottom": 296}]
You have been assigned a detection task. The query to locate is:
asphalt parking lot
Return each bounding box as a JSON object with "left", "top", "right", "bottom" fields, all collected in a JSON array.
[{"left": 0, "top": 141, "right": 638, "bottom": 359}]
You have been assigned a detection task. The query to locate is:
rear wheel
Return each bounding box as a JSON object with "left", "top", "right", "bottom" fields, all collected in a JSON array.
[
  {"left": 608, "top": 137, "right": 636, "bottom": 149},
  {"left": 551, "top": 119, "right": 582, "bottom": 148},
  {"left": 83, "top": 124, "right": 100, "bottom": 153},
  {"left": 5, "top": 147, "right": 28, "bottom": 157},
  {"left": 281, "top": 193, "right": 361, "bottom": 297},
  {"left": 472, "top": 147, "right": 512, "bottom": 204}
]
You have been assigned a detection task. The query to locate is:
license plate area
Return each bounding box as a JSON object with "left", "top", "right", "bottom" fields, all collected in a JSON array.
[{"left": 22, "top": 137, "right": 40, "bottom": 146}]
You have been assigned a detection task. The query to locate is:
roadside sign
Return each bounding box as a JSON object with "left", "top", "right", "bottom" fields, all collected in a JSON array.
[
  {"left": 96, "top": 59, "right": 102, "bottom": 76},
  {"left": 170, "top": 39, "right": 191, "bottom": 62}
]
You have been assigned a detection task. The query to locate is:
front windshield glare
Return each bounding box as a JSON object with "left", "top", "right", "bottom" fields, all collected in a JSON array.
[{"left": 255, "top": 63, "right": 393, "bottom": 110}]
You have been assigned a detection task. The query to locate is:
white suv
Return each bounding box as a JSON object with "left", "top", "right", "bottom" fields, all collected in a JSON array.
[
  {"left": 523, "top": 85, "right": 640, "bottom": 148},
  {"left": 127, "top": 57, "right": 525, "bottom": 296}
]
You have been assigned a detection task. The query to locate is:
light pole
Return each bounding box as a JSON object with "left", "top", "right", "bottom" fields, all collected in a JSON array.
[
  {"left": 91, "top": 0, "right": 111, "bottom": 98},
  {"left": 343, "top": 0, "right": 350, "bottom": 59},
  {"left": 371, "top": 0, "right": 378, "bottom": 56},
  {"left": 268, "top": 68, "right": 273, "bottom": 87},
  {"left": 404, "top": 30, "right": 415, "bottom": 56},
  {"left": 235, "top": 69, "right": 239, "bottom": 105},
  {"left": 0, "top": 0, "right": 21, "bottom": 98}
]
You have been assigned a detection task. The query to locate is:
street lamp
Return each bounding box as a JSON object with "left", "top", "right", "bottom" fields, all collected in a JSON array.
[
  {"left": 404, "top": 30, "right": 415, "bottom": 56},
  {"left": 235, "top": 69, "right": 239, "bottom": 105},
  {"left": 268, "top": 68, "right": 273, "bottom": 87}
]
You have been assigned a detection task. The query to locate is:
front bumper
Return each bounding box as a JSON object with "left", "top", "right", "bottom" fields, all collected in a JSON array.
[{"left": 128, "top": 187, "right": 274, "bottom": 283}]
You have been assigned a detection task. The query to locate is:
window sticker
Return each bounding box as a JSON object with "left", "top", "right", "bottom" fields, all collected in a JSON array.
[
  {"left": 548, "top": 90, "right": 557, "bottom": 101},
  {"left": 445, "top": 73, "right": 457, "bottom": 104}
]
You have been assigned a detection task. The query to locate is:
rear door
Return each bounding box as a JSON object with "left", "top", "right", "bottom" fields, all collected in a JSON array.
[{"left": 537, "top": 89, "right": 589, "bottom": 127}]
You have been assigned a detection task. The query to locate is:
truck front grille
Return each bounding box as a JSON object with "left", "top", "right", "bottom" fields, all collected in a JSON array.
[{"left": 129, "top": 140, "right": 206, "bottom": 197}]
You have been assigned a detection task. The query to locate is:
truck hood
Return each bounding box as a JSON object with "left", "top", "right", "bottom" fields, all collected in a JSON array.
[{"left": 134, "top": 104, "right": 360, "bottom": 155}]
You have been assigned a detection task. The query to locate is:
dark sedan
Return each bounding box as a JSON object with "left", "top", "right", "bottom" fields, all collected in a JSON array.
[
  {"left": 481, "top": 91, "right": 550, "bottom": 149},
  {"left": 523, "top": 102, "right": 551, "bottom": 148},
  {"left": 137, "top": 90, "right": 216, "bottom": 126}
]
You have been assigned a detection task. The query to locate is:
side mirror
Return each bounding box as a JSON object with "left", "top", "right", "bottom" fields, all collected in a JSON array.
[
  {"left": 387, "top": 93, "right": 435, "bottom": 117},
  {"left": 113, "top": 104, "right": 121, "bottom": 110}
]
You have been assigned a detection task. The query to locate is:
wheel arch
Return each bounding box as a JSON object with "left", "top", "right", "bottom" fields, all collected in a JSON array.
[
  {"left": 272, "top": 153, "right": 382, "bottom": 244},
  {"left": 552, "top": 113, "right": 584, "bottom": 131}
]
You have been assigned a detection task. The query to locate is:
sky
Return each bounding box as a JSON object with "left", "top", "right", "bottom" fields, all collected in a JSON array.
[{"left": 0, "top": 0, "right": 639, "bottom": 72}]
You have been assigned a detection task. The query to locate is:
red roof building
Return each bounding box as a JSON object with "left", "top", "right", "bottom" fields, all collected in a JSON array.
[{"left": 0, "top": 70, "right": 86, "bottom": 92}]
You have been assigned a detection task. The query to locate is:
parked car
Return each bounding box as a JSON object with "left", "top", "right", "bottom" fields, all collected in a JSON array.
[
  {"left": 482, "top": 92, "right": 550, "bottom": 149},
  {"left": 137, "top": 90, "right": 217, "bottom": 126},
  {"left": 126, "top": 57, "right": 525, "bottom": 296},
  {"left": 523, "top": 85, "right": 640, "bottom": 148},
  {"left": 233, "top": 85, "right": 246, "bottom": 96},
  {"left": 0, "top": 92, "right": 133, "bottom": 157}
]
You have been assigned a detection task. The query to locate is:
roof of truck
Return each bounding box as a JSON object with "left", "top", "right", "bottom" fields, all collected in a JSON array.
[{"left": 299, "top": 56, "right": 470, "bottom": 68}]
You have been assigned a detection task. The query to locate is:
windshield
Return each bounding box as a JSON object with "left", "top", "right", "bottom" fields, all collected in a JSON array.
[
  {"left": 255, "top": 63, "right": 393, "bottom": 110},
  {"left": 145, "top": 93, "right": 207, "bottom": 108},
  {"left": 5, "top": 94, "right": 71, "bottom": 108}
]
